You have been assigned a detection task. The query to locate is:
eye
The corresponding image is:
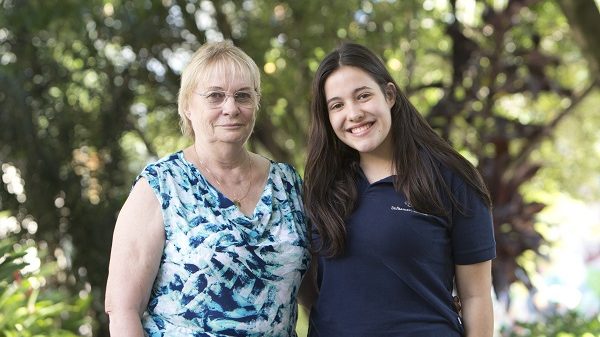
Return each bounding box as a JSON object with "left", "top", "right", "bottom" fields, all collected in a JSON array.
[
  {"left": 206, "top": 91, "right": 226, "bottom": 102},
  {"left": 356, "top": 92, "right": 373, "bottom": 101},
  {"left": 234, "top": 91, "right": 253, "bottom": 103},
  {"left": 328, "top": 102, "right": 343, "bottom": 112}
]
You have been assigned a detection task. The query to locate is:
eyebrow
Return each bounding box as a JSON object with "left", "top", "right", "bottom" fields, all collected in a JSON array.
[
  {"left": 326, "top": 86, "right": 372, "bottom": 105},
  {"left": 203, "top": 86, "right": 253, "bottom": 92}
]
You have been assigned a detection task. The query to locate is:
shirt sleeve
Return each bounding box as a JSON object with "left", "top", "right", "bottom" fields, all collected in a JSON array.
[
  {"left": 450, "top": 175, "right": 496, "bottom": 265},
  {"left": 135, "top": 163, "right": 163, "bottom": 202}
]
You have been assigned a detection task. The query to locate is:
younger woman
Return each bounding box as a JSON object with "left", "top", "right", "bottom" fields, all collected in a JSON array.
[{"left": 303, "top": 42, "right": 496, "bottom": 337}]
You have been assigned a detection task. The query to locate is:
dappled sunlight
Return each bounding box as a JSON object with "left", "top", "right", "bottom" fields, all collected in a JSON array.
[
  {"left": 2, "top": 0, "right": 599, "bottom": 335},
  {"left": 2, "top": 164, "right": 26, "bottom": 203},
  {"left": 72, "top": 147, "right": 104, "bottom": 205}
]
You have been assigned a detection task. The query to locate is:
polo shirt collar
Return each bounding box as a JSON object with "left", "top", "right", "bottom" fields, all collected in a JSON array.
[{"left": 355, "top": 166, "right": 395, "bottom": 193}]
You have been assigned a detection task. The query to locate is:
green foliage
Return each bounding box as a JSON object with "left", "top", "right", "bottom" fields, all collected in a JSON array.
[
  {"left": 0, "top": 236, "right": 93, "bottom": 336},
  {"left": 1, "top": 1, "right": 600, "bottom": 336},
  {"left": 525, "top": 91, "right": 600, "bottom": 202},
  {"left": 504, "top": 310, "right": 600, "bottom": 337}
]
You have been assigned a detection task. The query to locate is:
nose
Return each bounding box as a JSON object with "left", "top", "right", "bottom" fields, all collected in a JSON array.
[
  {"left": 221, "top": 95, "right": 240, "bottom": 116},
  {"left": 347, "top": 103, "right": 364, "bottom": 122}
]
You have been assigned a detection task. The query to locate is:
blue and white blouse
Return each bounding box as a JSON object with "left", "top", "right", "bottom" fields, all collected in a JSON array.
[{"left": 137, "top": 151, "right": 310, "bottom": 337}]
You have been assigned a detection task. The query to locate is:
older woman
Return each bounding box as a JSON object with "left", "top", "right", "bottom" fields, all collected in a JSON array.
[{"left": 105, "top": 41, "right": 310, "bottom": 336}]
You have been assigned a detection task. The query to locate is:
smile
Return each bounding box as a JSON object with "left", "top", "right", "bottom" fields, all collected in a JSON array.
[{"left": 348, "top": 122, "right": 374, "bottom": 134}]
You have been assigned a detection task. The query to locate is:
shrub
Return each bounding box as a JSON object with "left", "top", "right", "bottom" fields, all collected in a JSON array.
[
  {"left": 0, "top": 236, "right": 93, "bottom": 336},
  {"left": 504, "top": 309, "right": 600, "bottom": 337}
]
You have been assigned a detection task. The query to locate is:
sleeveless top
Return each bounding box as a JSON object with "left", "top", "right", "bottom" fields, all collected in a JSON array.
[{"left": 138, "top": 151, "right": 310, "bottom": 337}]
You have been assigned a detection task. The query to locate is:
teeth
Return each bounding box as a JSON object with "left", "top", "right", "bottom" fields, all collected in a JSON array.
[{"left": 350, "top": 123, "right": 372, "bottom": 134}]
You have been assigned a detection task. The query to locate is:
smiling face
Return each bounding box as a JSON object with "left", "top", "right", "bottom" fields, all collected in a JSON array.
[
  {"left": 324, "top": 66, "right": 396, "bottom": 159},
  {"left": 178, "top": 41, "right": 261, "bottom": 139},
  {"left": 186, "top": 63, "right": 257, "bottom": 146}
]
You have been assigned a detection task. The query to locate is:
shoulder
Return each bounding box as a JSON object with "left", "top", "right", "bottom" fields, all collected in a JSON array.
[
  {"left": 271, "top": 161, "right": 299, "bottom": 173},
  {"left": 267, "top": 161, "right": 303, "bottom": 197},
  {"left": 270, "top": 161, "right": 302, "bottom": 181},
  {"left": 129, "top": 177, "right": 162, "bottom": 209},
  {"left": 135, "top": 151, "right": 194, "bottom": 194},
  {"left": 436, "top": 162, "right": 488, "bottom": 213},
  {"left": 138, "top": 151, "right": 186, "bottom": 179},
  {"left": 143, "top": 151, "right": 183, "bottom": 172},
  {"left": 423, "top": 148, "right": 474, "bottom": 193},
  {"left": 438, "top": 163, "right": 467, "bottom": 192}
]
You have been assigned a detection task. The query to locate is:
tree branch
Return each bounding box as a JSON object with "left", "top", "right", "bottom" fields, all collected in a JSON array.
[{"left": 505, "top": 79, "right": 599, "bottom": 178}]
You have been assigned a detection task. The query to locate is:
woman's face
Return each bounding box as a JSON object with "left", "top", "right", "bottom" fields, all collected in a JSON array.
[
  {"left": 324, "top": 66, "right": 395, "bottom": 158},
  {"left": 186, "top": 65, "right": 257, "bottom": 146}
]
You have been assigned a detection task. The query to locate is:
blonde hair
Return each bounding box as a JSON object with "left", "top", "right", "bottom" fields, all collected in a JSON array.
[{"left": 177, "top": 40, "right": 261, "bottom": 138}]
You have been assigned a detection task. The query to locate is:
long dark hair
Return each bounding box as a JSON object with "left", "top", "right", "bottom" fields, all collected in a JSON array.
[{"left": 304, "top": 42, "right": 491, "bottom": 258}]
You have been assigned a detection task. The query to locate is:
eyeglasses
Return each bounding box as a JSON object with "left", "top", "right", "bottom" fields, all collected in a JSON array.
[{"left": 196, "top": 90, "right": 259, "bottom": 108}]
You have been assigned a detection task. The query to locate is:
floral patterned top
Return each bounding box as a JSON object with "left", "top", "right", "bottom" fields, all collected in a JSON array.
[{"left": 138, "top": 151, "right": 310, "bottom": 337}]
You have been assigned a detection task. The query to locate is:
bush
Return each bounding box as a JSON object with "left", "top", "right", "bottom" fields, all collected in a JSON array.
[
  {"left": 504, "top": 309, "right": 600, "bottom": 337},
  {"left": 0, "top": 236, "right": 93, "bottom": 336}
]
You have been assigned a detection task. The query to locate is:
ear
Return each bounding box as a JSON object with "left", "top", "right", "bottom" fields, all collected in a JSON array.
[{"left": 385, "top": 82, "right": 396, "bottom": 107}]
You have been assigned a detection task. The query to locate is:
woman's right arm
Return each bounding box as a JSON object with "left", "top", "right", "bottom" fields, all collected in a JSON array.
[{"left": 105, "top": 178, "right": 165, "bottom": 336}]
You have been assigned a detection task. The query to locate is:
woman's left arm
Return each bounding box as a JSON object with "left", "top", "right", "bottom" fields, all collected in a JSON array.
[
  {"left": 297, "top": 253, "right": 319, "bottom": 310},
  {"left": 455, "top": 260, "right": 494, "bottom": 337}
]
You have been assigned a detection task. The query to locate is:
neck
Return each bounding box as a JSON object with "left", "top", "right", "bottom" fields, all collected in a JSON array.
[
  {"left": 188, "top": 143, "right": 254, "bottom": 209},
  {"left": 193, "top": 141, "right": 249, "bottom": 170},
  {"left": 359, "top": 152, "right": 394, "bottom": 182}
]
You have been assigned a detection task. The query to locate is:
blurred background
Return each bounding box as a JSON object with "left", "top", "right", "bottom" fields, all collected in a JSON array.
[{"left": 1, "top": 0, "right": 599, "bottom": 336}]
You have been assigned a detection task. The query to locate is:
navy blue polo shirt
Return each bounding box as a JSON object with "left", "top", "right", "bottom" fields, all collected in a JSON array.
[{"left": 309, "top": 167, "right": 496, "bottom": 337}]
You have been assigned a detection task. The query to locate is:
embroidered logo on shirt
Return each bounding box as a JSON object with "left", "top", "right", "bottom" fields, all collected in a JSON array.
[{"left": 390, "top": 201, "right": 432, "bottom": 217}]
